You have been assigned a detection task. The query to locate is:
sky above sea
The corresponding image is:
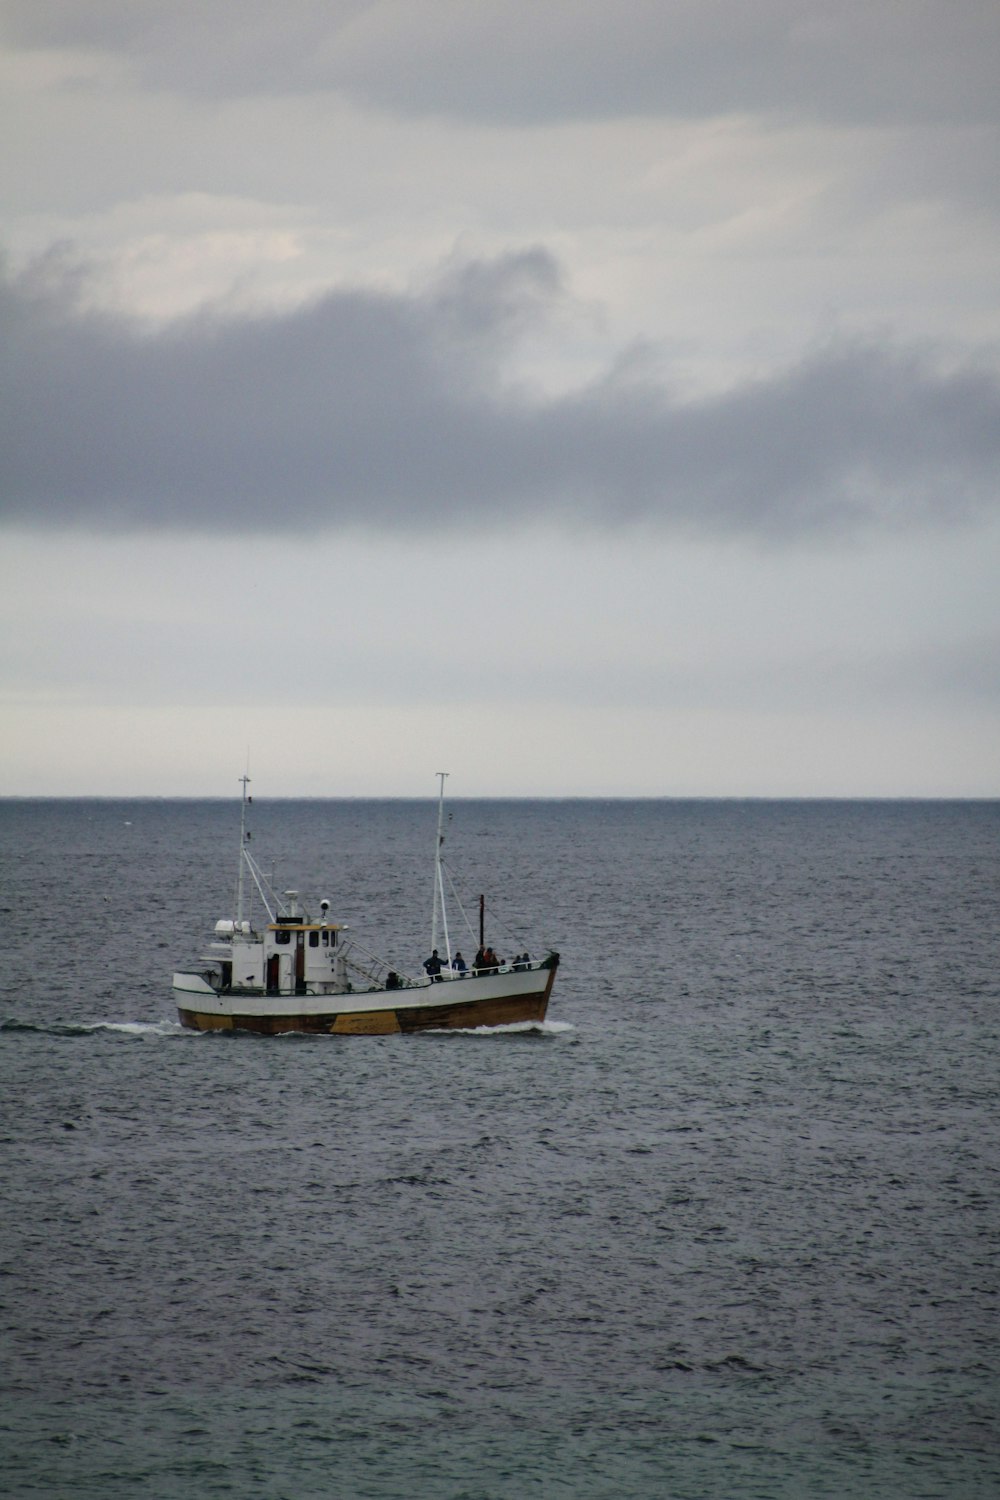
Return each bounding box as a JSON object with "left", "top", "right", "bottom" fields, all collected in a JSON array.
[{"left": 1, "top": 2, "right": 998, "bottom": 796}]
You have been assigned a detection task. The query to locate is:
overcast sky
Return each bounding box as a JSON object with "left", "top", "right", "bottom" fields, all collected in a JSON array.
[{"left": 2, "top": 0, "right": 998, "bottom": 795}]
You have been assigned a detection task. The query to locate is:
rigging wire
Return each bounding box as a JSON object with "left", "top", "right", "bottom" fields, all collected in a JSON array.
[{"left": 440, "top": 857, "right": 547, "bottom": 955}]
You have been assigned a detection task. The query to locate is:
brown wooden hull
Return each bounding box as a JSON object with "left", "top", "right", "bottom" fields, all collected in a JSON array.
[{"left": 177, "top": 958, "right": 558, "bottom": 1036}]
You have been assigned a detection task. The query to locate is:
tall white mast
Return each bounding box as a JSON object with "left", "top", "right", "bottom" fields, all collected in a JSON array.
[
  {"left": 236, "top": 767, "right": 251, "bottom": 925},
  {"left": 431, "top": 772, "right": 451, "bottom": 965}
]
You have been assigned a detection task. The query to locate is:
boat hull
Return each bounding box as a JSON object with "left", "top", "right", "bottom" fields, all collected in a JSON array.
[{"left": 175, "top": 956, "right": 559, "bottom": 1035}]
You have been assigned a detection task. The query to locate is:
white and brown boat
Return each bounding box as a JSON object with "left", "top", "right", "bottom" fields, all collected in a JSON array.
[{"left": 173, "top": 775, "right": 559, "bottom": 1035}]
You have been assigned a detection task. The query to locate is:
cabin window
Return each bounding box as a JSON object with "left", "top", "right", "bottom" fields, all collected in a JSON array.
[
  {"left": 274, "top": 929, "right": 290, "bottom": 945},
  {"left": 309, "top": 931, "right": 319, "bottom": 947}
]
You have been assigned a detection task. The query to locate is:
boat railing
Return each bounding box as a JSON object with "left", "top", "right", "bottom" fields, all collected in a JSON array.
[
  {"left": 429, "top": 956, "right": 546, "bottom": 981},
  {"left": 339, "top": 940, "right": 422, "bottom": 992},
  {"left": 338, "top": 940, "right": 552, "bottom": 992}
]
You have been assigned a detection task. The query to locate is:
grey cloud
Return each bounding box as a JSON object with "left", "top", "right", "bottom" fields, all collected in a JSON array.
[
  {"left": 4, "top": 0, "right": 998, "bottom": 128},
  {"left": 2, "top": 246, "right": 998, "bottom": 539}
]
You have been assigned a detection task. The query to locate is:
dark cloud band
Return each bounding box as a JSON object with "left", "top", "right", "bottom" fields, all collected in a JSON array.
[{"left": 2, "top": 246, "right": 998, "bottom": 538}]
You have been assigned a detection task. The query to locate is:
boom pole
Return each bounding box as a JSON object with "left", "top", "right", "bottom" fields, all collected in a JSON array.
[
  {"left": 236, "top": 767, "right": 251, "bottom": 924},
  {"left": 431, "top": 772, "right": 451, "bottom": 965}
]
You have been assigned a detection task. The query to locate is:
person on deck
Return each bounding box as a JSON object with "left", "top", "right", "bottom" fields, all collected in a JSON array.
[
  {"left": 423, "top": 949, "right": 444, "bottom": 981},
  {"left": 452, "top": 951, "right": 467, "bottom": 975}
]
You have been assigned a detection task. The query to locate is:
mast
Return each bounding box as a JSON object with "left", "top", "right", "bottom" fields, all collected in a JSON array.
[
  {"left": 236, "top": 768, "right": 251, "bottom": 924},
  {"left": 431, "top": 772, "right": 451, "bottom": 966}
]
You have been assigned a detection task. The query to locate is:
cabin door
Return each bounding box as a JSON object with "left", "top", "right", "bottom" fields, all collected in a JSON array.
[
  {"left": 266, "top": 954, "right": 280, "bottom": 994},
  {"left": 295, "top": 936, "right": 306, "bottom": 995}
]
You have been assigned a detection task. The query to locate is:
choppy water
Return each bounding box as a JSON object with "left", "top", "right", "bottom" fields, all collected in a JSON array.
[{"left": 1, "top": 798, "right": 998, "bottom": 1498}]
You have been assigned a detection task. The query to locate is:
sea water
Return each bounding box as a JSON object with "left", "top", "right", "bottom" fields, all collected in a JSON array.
[{"left": 1, "top": 798, "right": 998, "bottom": 1498}]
